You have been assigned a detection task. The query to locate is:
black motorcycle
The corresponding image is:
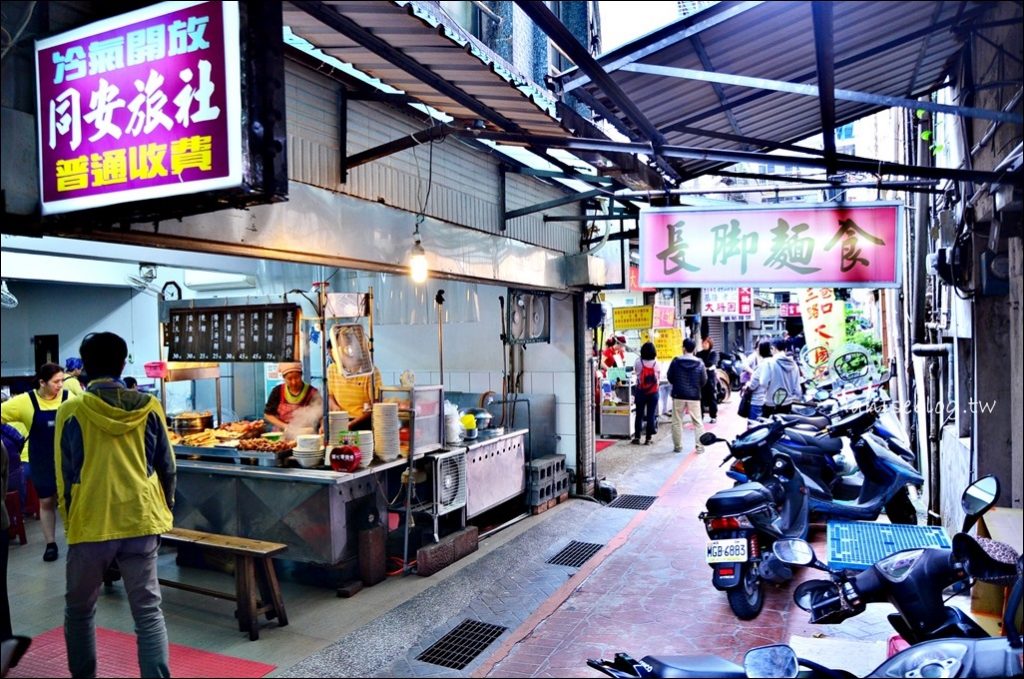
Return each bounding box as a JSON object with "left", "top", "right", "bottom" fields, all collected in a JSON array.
[
  {"left": 699, "top": 422, "right": 810, "bottom": 619},
  {"left": 587, "top": 477, "right": 1023, "bottom": 678},
  {"left": 774, "top": 475, "right": 1018, "bottom": 645}
]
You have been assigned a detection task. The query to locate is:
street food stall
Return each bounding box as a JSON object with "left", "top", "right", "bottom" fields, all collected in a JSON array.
[{"left": 157, "top": 295, "right": 530, "bottom": 578}]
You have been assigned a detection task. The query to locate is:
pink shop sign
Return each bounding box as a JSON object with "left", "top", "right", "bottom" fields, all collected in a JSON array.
[
  {"left": 638, "top": 203, "right": 902, "bottom": 288},
  {"left": 35, "top": 1, "right": 242, "bottom": 215}
]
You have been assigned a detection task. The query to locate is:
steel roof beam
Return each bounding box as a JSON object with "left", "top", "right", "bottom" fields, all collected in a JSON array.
[
  {"left": 344, "top": 125, "right": 449, "bottom": 170},
  {"left": 623, "top": 62, "right": 1022, "bottom": 125},
  {"left": 512, "top": 0, "right": 677, "bottom": 177},
  {"left": 690, "top": 34, "right": 747, "bottom": 142},
  {"left": 504, "top": 188, "right": 604, "bottom": 221},
  {"left": 659, "top": 4, "right": 998, "bottom": 130},
  {"left": 290, "top": 0, "right": 525, "bottom": 133},
  {"left": 560, "top": 1, "right": 765, "bottom": 94},
  {"left": 811, "top": 2, "right": 838, "bottom": 176},
  {"left": 454, "top": 129, "right": 1016, "bottom": 184}
]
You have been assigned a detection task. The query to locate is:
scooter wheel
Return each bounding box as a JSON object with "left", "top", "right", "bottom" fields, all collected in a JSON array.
[
  {"left": 884, "top": 487, "right": 918, "bottom": 525},
  {"left": 727, "top": 564, "right": 764, "bottom": 619}
]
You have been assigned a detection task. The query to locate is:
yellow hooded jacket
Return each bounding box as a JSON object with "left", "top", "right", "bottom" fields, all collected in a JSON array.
[{"left": 55, "top": 383, "right": 176, "bottom": 544}]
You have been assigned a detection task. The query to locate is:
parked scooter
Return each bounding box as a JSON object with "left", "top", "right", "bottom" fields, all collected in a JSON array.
[
  {"left": 775, "top": 475, "right": 1018, "bottom": 645},
  {"left": 586, "top": 477, "right": 1023, "bottom": 679},
  {"left": 718, "top": 350, "right": 747, "bottom": 391},
  {"left": 699, "top": 422, "right": 810, "bottom": 620},
  {"left": 731, "top": 407, "right": 921, "bottom": 525},
  {"left": 772, "top": 408, "right": 921, "bottom": 524}
]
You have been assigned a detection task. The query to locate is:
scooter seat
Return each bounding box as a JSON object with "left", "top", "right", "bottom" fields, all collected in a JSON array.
[
  {"left": 781, "top": 413, "right": 831, "bottom": 429},
  {"left": 644, "top": 654, "right": 745, "bottom": 678},
  {"left": 784, "top": 428, "right": 843, "bottom": 452},
  {"left": 706, "top": 482, "right": 774, "bottom": 515}
]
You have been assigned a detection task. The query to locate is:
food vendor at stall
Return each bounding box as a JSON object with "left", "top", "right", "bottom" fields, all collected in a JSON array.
[{"left": 263, "top": 362, "right": 322, "bottom": 431}]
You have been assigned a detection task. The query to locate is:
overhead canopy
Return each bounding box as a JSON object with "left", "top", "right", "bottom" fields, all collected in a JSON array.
[
  {"left": 284, "top": 0, "right": 567, "bottom": 137},
  {"left": 557, "top": 0, "right": 1011, "bottom": 182}
]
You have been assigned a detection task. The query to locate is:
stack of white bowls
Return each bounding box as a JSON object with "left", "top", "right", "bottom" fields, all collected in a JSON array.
[
  {"left": 327, "top": 411, "right": 350, "bottom": 446},
  {"left": 372, "top": 403, "right": 400, "bottom": 462},
  {"left": 355, "top": 430, "right": 374, "bottom": 468},
  {"left": 293, "top": 434, "right": 324, "bottom": 468}
]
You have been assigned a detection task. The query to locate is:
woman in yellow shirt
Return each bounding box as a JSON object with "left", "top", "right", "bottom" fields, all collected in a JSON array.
[
  {"left": 62, "top": 357, "right": 85, "bottom": 396},
  {"left": 1, "top": 363, "right": 68, "bottom": 562}
]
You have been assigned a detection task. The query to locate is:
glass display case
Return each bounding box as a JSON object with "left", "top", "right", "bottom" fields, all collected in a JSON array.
[{"left": 380, "top": 385, "right": 444, "bottom": 455}]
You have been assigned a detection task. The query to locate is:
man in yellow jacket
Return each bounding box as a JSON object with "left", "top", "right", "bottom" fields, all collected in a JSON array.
[{"left": 55, "top": 332, "right": 176, "bottom": 679}]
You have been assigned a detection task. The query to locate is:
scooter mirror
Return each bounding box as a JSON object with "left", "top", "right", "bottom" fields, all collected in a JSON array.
[
  {"left": 699, "top": 433, "right": 719, "bottom": 446},
  {"left": 772, "top": 538, "right": 815, "bottom": 566},
  {"left": 813, "top": 389, "right": 829, "bottom": 402},
  {"left": 961, "top": 475, "right": 1000, "bottom": 533},
  {"left": 743, "top": 645, "right": 799, "bottom": 678}
]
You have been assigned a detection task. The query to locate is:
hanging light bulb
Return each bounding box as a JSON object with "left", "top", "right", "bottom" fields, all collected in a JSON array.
[{"left": 409, "top": 223, "right": 428, "bottom": 284}]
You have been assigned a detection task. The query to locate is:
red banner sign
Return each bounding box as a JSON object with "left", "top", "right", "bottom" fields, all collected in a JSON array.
[{"left": 638, "top": 203, "right": 902, "bottom": 288}]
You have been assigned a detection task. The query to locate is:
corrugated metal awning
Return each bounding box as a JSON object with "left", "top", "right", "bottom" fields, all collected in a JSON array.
[
  {"left": 284, "top": 0, "right": 568, "bottom": 137},
  {"left": 564, "top": 0, "right": 995, "bottom": 180}
]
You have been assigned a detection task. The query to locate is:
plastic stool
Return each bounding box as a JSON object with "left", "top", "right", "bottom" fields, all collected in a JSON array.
[
  {"left": 23, "top": 477, "right": 39, "bottom": 519},
  {"left": 5, "top": 491, "right": 27, "bottom": 545}
]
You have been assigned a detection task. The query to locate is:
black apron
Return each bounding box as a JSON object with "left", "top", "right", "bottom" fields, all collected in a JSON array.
[{"left": 27, "top": 390, "right": 68, "bottom": 498}]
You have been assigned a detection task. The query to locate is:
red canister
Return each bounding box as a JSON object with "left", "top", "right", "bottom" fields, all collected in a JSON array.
[{"left": 329, "top": 445, "right": 362, "bottom": 473}]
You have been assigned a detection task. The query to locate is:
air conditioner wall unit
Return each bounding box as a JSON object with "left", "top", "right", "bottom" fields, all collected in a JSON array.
[{"left": 183, "top": 270, "right": 258, "bottom": 291}]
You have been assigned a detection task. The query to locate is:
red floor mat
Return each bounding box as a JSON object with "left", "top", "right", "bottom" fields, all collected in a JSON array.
[
  {"left": 8, "top": 626, "right": 276, "bottom": 678},
  {"left": 595, "top": 439, "right": 617, "bottom": 453}
]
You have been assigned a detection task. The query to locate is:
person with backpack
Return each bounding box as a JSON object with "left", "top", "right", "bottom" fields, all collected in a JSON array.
[
  {"left": 631, "top": 342, "right": 661, "bottom": 446},
  {"left": 762, "top": 337, "right": 803, "bottom": 416},
  {"left": 666, "top": 338, "right": 708, "bottom": 453}
]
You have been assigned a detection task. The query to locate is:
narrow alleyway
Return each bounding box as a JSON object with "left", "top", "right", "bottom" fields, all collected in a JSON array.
[{"left": 8, "top": 399, "right": 924, "bottom": 678}]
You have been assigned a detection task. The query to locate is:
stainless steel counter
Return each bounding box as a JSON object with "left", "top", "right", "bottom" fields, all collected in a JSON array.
[{"left": 173, "top": 431, "right": 528, "bottom": 565}]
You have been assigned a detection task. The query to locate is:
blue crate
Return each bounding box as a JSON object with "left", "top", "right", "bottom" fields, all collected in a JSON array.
[{"left": 826, "top": 520, "right": 951, "bottom": 571}]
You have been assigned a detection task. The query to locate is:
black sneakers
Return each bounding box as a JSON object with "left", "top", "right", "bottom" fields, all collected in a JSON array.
[{"left": 43, "top": 543, "right": 59, "bottom": 562}]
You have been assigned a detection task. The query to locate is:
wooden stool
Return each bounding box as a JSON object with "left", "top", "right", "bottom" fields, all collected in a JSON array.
[
  {"left": 5, "top": 491, "right": 27, "bottom": 545},
  {"left": 158, "top": 528, "right": 289, "bottom": 641}
]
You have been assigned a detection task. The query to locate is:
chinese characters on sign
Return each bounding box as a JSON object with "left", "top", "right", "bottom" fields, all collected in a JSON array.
[
  {"left": 640, "top": 204, "right": 901, "bottom": 288},
  {"left": 35, "top": 1, "right": 241, "bottom": 215},
  {"left": 799, "top": 288, "right": 845, "bottom": 373},
  {"left": 612, "top": 305, "right": 654, "bottom": 331},
  {"left": 641, "top": 328, "right": 683, "bottom": 360},
  {"left": 701, "top": 287, "right": 753, "bottom": 317},
  {"left": 779, "top": 302, "right": 802, "bottom": 317}
]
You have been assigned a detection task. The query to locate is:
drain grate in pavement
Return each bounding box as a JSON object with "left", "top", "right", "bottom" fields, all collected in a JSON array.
[
  {"left": 416, "top": 619, "right": 507, "bottom": 670},
  {"left": 607, "top": 494, "right": 658, "bottom": 510},
  {"left": 547, "top": 540, "right": 604, "bottom": 568}
]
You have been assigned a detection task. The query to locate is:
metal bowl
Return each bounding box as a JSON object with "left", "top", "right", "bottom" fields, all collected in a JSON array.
[{"left": 169, "top": 413, "right": 213, "bottom": 433}]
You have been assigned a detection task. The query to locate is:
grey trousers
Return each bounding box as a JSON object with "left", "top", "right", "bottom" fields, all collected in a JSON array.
[{"left": 65, "top": 535, "right": 170, "bottom": 678}]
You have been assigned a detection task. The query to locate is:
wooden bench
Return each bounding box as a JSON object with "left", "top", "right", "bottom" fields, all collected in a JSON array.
[{"left": 155, "top": 528, "right": 289, "bottom": 641}]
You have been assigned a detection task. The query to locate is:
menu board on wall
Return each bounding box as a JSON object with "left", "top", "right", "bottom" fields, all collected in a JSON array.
[{"left": 166, "top": 303, "right": 299, "bottom": 362}]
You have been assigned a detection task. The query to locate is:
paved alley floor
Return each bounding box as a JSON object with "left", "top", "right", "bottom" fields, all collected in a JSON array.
[{"left": 6, "top": 399, "right": 934, "bottom": 678}]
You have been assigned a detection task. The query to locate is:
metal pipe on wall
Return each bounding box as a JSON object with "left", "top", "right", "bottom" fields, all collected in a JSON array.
[{"left": 912, "top": 343, "right": 951, "bottom": 525}]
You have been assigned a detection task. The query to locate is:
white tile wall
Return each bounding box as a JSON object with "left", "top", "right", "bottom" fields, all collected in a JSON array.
[
  {"left": 489, "top": 372, "right": 505, "bottom": 391},
  {"left": 469, "top": 372, "right": 490, "bottom": 392},
  {"left": 529, "top": 372, "right": 553, "bottom": 395},
  {"left": 556, "top": 403, "right": 577, "bottom": 435},
  {"left": 446, "top": 372, "right": 470, "bottom": 393},
  {"left": 558, "top": 434, "right": 576, "bottom": 460},
  {"left": 552, "top": 371, "right": 576, "bottom": 404}
]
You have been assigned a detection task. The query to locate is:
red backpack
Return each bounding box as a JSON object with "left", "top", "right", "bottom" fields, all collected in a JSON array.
[{"left": 637, "top": 363, "right": 659, "bottom": 394}]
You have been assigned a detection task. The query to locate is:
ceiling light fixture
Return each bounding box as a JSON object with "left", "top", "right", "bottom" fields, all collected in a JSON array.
[{"left": 409, "top": 219, "right": 428, "bottom": 284}]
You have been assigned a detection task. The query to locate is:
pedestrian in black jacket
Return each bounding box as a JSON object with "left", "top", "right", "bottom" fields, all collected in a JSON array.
[
  {"left": 666, "top": 338, "right": 707, "bottom": 453},
  {"left": 696, "top": 337, "right": 719, "bottom": 422}
]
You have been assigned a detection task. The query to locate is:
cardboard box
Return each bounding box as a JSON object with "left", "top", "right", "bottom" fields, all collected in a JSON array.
[{"left": 971, "top": 507, "right": 1023, "bottom": 621}]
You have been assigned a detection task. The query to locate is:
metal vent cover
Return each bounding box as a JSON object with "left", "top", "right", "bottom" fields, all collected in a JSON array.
[
  {"left": 416, "top": 619, "right": 507, "bottom": 670},
  {"left": 607, "top": 494, "right": 658, "bottom": 510},
  {"left": 547, "top": 541, "right": 604, "bottom": 568}
]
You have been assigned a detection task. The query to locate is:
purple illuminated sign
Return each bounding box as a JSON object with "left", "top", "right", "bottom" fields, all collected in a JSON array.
[{"left": 35, "top": 1, "right": 241, "bottom": 215}]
